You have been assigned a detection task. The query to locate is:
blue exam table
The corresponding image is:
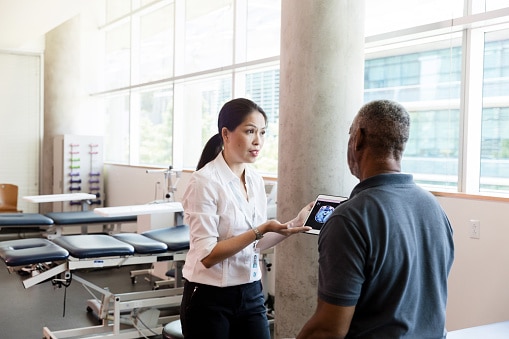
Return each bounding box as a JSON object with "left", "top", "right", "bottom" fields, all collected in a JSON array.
[{"left": 0, "top": 225, "right": 190, "bottom": 338}]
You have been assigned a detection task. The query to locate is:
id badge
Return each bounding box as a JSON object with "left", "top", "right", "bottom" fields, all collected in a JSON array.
[{"left": 250, "top": 246, "right": 261, "bottom": 282}]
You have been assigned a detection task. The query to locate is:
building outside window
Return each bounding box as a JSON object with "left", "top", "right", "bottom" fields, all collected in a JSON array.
[{"left": 365, "top": 39, "right": 463, "bottom": 190}]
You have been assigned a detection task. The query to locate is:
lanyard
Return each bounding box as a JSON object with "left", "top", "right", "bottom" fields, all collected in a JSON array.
[{"left": 229, "top": 176, "right": 261, "bottom": 282}]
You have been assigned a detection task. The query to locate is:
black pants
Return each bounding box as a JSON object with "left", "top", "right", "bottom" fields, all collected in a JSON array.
[{"left": 180, "top": 279, "right": 270, "bottom": 339}]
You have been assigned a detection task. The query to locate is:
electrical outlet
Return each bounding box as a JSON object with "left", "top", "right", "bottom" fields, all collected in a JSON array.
[{"left": 469, "top": 219, "right": 480, "bottom": 239}]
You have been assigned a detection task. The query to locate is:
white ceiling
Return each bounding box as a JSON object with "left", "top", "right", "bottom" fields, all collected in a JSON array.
[{"left": 0, "top": 0, "right": 86, "bottom": 50}]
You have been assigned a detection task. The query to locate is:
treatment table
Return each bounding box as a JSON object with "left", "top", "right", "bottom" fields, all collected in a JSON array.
[
  {"left": 45, "top": 210, "right": 137, "bottom": 238},
  {"left": 0, "top": 224, "right": 190, "bottom": 339},
  {"left": 0, "top": 213, "right": 55, "bottom": 239},
  {"left": 0, "top": 211, "right": 137, "bottom": 239},
  {"left": 0, "top": 200, "right": 184, "bottom": 239}
]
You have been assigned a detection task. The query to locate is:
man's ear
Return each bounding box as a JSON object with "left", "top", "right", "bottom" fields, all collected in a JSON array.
[{"left": 354, "top": 128, "right": 365, "bottom": 151}]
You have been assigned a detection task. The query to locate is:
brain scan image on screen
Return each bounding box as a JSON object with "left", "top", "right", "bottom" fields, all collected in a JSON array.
[{"left": 315, "top": 205, "right": 335, "bottom": 224}]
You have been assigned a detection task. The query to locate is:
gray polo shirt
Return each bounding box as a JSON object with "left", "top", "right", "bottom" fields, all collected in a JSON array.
[{"left": 318, "top": 173, "right": 454, "bottom": 338}]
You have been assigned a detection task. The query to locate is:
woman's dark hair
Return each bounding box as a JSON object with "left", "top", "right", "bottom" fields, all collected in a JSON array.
[{"left": 196, "top": 98, "right": 267, "bottom": 170}]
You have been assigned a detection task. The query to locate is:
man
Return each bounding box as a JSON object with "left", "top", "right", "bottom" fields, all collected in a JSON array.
[{"left": 297, "top": 100, "right": 454, "bottom": 338}]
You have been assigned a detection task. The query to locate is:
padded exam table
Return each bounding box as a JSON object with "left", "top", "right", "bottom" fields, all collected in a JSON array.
[
  {"left": 19, "top": 193, "right": 138, "bottom": 237},
  {"left": 0, "top": 213, "right": 54, "bottom": 238},
  {"left": 4, "top": 199, "right": 184, "bottom": 240},
  {"left": 45, "top": 210, "right": 137, "bottom": 237},
  {"left": 0, "top": 225, "right": 189, "bottom": 338},
  {"left": 0, "top": 213, "right": 54, "bottom": 227},
  {"left": 0, "top": 211, "right": 137, "bottom": 238}
]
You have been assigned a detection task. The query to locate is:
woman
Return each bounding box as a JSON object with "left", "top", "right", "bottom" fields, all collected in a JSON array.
[{"left": 180, "top": 98, "right": 312, "bottom": 339}]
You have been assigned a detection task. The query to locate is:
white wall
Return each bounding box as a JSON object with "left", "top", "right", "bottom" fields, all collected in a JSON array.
[
  {"left": 105, "top": 164, "right": 509, "bottom": 332},
  {"left": 438, "top": 194, "right": 509, "bottom": 331},
  {"left": 103, "top": 164, "right": 192, "bottom": 207},
  {"left": 0, "top": 52, "right": 42, "bottom": 213},
  {"left": 0, "top": 0, "right": 87, "bottom": 51}
]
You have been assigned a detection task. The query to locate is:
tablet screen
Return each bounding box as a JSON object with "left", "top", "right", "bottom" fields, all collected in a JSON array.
[{"left": 304, "top": 194, "right": 347, "bottom": 234}]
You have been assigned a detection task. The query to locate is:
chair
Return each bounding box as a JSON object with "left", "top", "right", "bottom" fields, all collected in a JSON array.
[{"left": 0, "top": 184, "right": 21, "bottom": 213}]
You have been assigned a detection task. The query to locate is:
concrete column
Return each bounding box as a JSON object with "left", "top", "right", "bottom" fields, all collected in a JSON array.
[
  {"left": 41, "top": 9, "right": 101, "bottom": 213},
  {"left": 42, "top": 16, "right": 83, "bottom": 212},
  {"left": 275, "top": 1, "right": 365, "bottom": 338}
]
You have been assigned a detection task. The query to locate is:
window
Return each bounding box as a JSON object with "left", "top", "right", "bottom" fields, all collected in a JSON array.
[
  {"left": 242, "top": 0, "right": 281, "bottom": 62},
  {"left": 106, "top": 0, "right": 131, "bottom": 22},
  {"left": 363, "top": 1, "right": 509, "bottom": 195},
  {"left": 100, "top": 0, "right": 282, "bottom": 174},
  {"left": 97, "top": 0, "right": 509, "bottom": 196},
  {"left": 175, "top": 74, "right": 232, "bottom": 169},
  {"left": 480, "top": 0, "right": 508, "bottom": 12},
  {"left": 481, "top": 28, "right": 509, "bottom": 194},
  {"left": 136, "top": 2, "right": 174, "bottom": 83},
  {"left": 365, "top": 37, "right": 463, "bottom": 190},
  {"left": 241, "top": 65, "right": 280, "bottom": 173},
  {"left": 103, "top": 20, "right": 131, "bottom": 89},
  {"left": 181, "top": 0, "right": 234, "bottom": 74},
  {"left": 364, "top": 0, "right": 463, "bottom": 36},
  {"left": 132, "top": 85, "right": 174, "bottom": 166}
]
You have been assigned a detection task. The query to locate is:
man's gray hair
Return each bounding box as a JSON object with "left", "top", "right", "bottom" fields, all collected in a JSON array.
[{"left": 356, "top": 100, "right": 410, "bottom": 161}]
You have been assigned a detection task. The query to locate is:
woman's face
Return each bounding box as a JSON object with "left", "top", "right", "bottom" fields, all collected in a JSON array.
[{"left": 222, "top": 110, "right": 266, "bottom": 165}]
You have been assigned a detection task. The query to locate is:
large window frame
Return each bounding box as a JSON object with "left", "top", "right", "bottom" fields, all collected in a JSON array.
[
  {"left": 364, "top": 5, "right": 509, "bottom": 195},
  {"left": 96, "top": 0, "right": 509, "bottom": 197}
]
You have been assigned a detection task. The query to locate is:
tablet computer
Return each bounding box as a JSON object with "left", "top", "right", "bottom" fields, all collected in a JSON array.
[{"left": 304, "top": 194, "right": 348, "bottom": 235}]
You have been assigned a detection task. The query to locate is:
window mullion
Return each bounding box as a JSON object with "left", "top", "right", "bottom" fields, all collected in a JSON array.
[
  {"left": 459, "top": 27, "right": 484, "bottom": 193},
  {"left": 172, "top": 0, "right": 186, "bottom": 169}
]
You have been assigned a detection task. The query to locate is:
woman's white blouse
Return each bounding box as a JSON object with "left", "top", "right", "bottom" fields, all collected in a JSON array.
[{"left": 181, "top": 153, "right": 267, "bottom": 287}]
